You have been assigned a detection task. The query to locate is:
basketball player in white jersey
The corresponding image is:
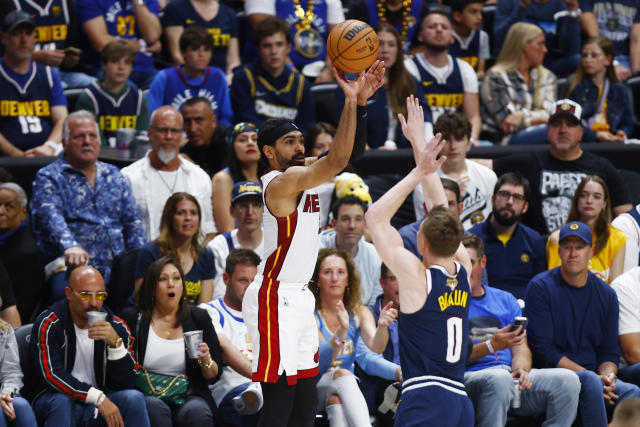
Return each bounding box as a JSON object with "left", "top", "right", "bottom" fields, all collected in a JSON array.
[{"left": 242, "top": 60, "right": 385, "bottom": 427}]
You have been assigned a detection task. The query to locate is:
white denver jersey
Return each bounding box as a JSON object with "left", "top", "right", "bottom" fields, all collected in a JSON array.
[
  {"left": 200, "top": 299, "right": 252, "bottom": 405},
  {"left": 258, "top": 170, "right": 321, "bottom": 284}
]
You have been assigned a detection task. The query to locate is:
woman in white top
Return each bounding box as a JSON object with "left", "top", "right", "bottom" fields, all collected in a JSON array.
[{"left": 124, "top": 257, "right": 222, "bottom": 427}]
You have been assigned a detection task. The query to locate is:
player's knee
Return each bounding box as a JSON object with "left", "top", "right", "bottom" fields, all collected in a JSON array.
[
  {"left": 332, "top": 368, "right": 352, "bottom": 380},
  {"left": 326, "top": 393, "right": 342, "bottom": 406}
]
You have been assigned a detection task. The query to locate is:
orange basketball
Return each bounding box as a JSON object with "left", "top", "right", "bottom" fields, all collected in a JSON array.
[{"left": 327, "top": 20, "right": 379, "bottom": 74}]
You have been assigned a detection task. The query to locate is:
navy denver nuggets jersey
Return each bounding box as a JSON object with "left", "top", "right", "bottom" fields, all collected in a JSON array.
[
  {"left": 412, "top": 55, "right": 465, "bottom": 123},
  {"left": 398, "top": 262, "right": 471, "bottom": 382},
  {"left": 83, "top": 81, "right": 143, "bottom": 146},
  {"left": 364, "top": 0, "right": 421, "bottom": 52},
  {"left": 275, "top": 0, "right": 328, "bottom": 67},
  {"left": 0, "top": 60, "right": 60, "bottom": 151},
  {"left": 450, "top": 30, "right": 481, "bottom": 71},
  {"left": 13, "top": 0, "right": 71, "bottom": 51}
]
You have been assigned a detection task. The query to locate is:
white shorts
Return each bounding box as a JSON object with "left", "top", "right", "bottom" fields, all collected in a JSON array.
[{"left": 242, "top": 275, "right": 319, "bottom": 385}]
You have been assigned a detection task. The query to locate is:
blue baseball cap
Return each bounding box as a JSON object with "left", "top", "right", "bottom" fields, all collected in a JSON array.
[
  {"left": 231, "top": 181, "right": 263, "bottom": 204},
  {"left": 559, "top": 221, "right": 592, "bottom": 246}
]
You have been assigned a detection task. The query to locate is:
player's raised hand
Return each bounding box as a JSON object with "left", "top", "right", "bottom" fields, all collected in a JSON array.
[
  {"left": 332, "top": 66, "right": 364, "bottom": 101},
  {"left": 415, "top": 133, "right": 446, "bottom": 177},
  {"left": 377, "top": 301, "right": 398, "bottom": 328},
  {"left": 398, "top": 95, "right": 426, "bottom": 150},
  {"left": 357, "top": 60, "right": 385, "bottom": 105}
]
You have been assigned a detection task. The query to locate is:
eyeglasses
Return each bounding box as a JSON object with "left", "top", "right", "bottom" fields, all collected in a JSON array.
[
  {"left": 151, "top": 126, "right": 182, "bottom": 136},
  {"left": 495, "top": 190, "right": 526, "bottom": 203},
  {"left": 581, "top": 51, "right": 602, "bottom": 59},
  {"left": 71, "top": 289, "right": 108, "bottom": 301}
]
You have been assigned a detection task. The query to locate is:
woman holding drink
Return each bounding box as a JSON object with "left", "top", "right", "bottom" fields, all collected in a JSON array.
[{"left": 123, "top": 257, "right": 222, "bottom": 427}]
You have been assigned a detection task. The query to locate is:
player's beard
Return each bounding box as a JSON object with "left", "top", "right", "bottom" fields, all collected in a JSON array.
[
  {"left": 275, "top": 150, "right": 305, "bottom": 169},
  {"left": 493, "top": 207, "right": 521, "bottom": 226}
]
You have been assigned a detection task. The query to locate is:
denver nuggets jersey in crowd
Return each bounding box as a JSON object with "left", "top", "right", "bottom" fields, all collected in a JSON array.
[
  {"left": 410, "top": 55, "right": 465, "bottom": 123},
  {"left": 11, "top": 0, "right": 72, "bottom": 51},
  {"left": 0, "top": 59, "right": 66, "bottom": 151},
  {"left": 396, "top": 262, "right": 474, "bottom": 427}
]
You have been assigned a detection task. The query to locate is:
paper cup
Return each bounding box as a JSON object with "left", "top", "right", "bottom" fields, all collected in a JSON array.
[
  {"left": 116, "top": 128, "right": 136, "bottom": 150},
  {"left": 184, "top": 330, "right": 203, "bottom": 358},
  {"left": 87, "top": 311, "right": 107, "bottom": 328}
]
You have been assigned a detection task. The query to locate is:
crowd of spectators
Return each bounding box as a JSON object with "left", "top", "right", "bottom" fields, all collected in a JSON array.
[{"left": 1, "top": 0, "right": 640, "bottom": 425}]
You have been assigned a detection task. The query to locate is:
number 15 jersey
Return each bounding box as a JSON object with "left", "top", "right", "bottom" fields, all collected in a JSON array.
[{"left": 398, "top": 262, "right": 471, "bottom": 382}]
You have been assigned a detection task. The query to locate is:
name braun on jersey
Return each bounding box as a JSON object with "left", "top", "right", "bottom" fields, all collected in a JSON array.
[{"left": 438, "top": 289, "right": 469, "bottom": 312}]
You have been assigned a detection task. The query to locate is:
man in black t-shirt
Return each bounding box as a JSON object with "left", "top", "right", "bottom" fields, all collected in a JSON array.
[{"left": 487, "top": 99, "right": 632, "bottom": 235}]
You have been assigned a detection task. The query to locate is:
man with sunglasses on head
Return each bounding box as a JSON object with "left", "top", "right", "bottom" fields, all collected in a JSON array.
[
  {"left": 468, "top": 172, "right": 546, "bottom": 300},
  {"left": 122, "top": 106, "right": 216, "bottom": 242},
  {"left": 28, "top": 265, "right": 150, "bottom": 427}
]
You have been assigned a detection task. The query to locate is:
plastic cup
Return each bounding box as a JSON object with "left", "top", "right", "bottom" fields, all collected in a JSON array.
[
  {"left": 87, "top": 311, "right": 107, "bottom": 329},
  {"left": 116, "top": 128, "right": 136, "bottom": 150},
  {"left": 184, "top": 330, "right": 203, "bottom": 358}
]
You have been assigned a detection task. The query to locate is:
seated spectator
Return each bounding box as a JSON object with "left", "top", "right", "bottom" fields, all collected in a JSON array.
[
  {"left": 525, "top": 221, "right": 640, "bottom": 424},
  {"left": 163, "top": 0, "right": 241, "bottom": 83},
  {"left": 405, "top": 9, "right": 482, "bottom": 141},
  {"left": 413, "top": 112, "right": 497, "bottom": 229},
  {"left": 200, "top": 249, "right": 263, "bottom": 427},
  {"left": 244, "top": 0, "right": 345, "bottom": 71},
  {"left": 612, "top": 267, "right": 640, "bottom": 386},
  {"left": 468, "top": 172, "right": 546, "bottom": 300},
  {"left": 612, "top": 203, "right": 640, "bottom": 272},
  {"left": 230, "top": 17, "right": 314, "bottom": 133},
  {"left": 494, "top": 0, "right": 581, "bottom": 77},
  {"left": 309, "top": 248, "right": 397, "bottom": 426},
  {"left": 76, "top": 0, "right": 161, "bottom": 88},
  {"left": 180, "top": 96, "right": 230, "bottom": 178},
  {"left": 0, "top": 183, "right": 47, "bottom": 322},
  {"left": 123, "top": 257, "right": 221, "bottom": 427},
  {"left": 462, "top": 233, "right": 580, "bottom": 426},
  {"left": 338, "top": 23, "right": 432, "bottom": 150},
  {"left": 30, "top": 266, "right": 150, "bottom": 426},
  {"left": 400, "top": 177, "right": 462, "bottom": 259},
  {"left": 0, "top": 314, "right": 37, "bottom": 427},
  {"left": 449, "top": 0, "right": 490, "bottom": 79},
  {"left": 547, "top": 175, "right": 626, "bottom": 283},
  {"left": 208, "top": 181, "right": 263, "bottom": 299},
  {"left": 346, "top": 0, "right": 427, "bottom": 53},
  {"left": 211, "top": 123, "right": 261, "bottom": 234},
  {"left": 567, "top": 36, "right": 634, "bottom": 142},
  {"left": 31, "top": 111, "right": 146, "bottom": 299},
  {"left": 579, "top": 0, "right": 640, "bottom": 81},
  {"left": 305, "top": 122, "right": 336, "bottom": 230},
  {"left": 487, "top": 99, "right": 632, "bottom": 235},
  {"left": 358, "top": 262, "right": 403, "bottom": 426},
  {"left": 75, "top": 40, "right": 149, "bottom": 147},
  {"left": 147, "top": 27, "right": 232, "bottom": 125},
  {"left": 480, "top": 22, "right": 556, "bottom": 145},
  {"left": 320, "top": 196, "right": 383, "bottom": 306},
  {"left": 135, "top": 193, "right": 215, "bottom": 305},
  {"left": 0, "top": 0, "right": 94, "bottom": 88},
  {"left": 122, "top": 106, "right": 216, "bottom": 241},
  {"left": 0, "top": 11, "right": 67, "bottom": 157}
]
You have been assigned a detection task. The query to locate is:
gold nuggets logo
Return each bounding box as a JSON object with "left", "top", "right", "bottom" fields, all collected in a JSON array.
[
  {"left": 520, "top": 253, "right": 530, "bottom": 263},
  {"left": 446, "top": 278, "right": 458, "bottom": 291},
  {"left": 238, "top": 183, "right": 262, "bottom": 194},
  {"left": 570, "top": 223, "right": 579, "bottom": 230},
  {"left": 52, "top": 6, "right": 62, "bottom": 16}
]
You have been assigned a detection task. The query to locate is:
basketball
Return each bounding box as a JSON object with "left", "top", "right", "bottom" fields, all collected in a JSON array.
[{"left": 327, "top": 20, "right": 379, "bottom": 74}]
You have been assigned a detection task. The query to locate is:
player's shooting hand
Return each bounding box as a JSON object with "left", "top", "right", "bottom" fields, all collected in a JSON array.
[
  {"left": 398, "top": 95, "right": 426, "bottom": 150},
  {"left": 377, "top": 302, "right": 398, "bottom": 328},
  {"left": 356, "top": 60, "right": 385, "bottom": 105},
  {"left": 512, "top": 368, "right": 532, "bottom": 390},
  {"left": 415, "top": 133, "right": 446, "bottom": 177},
  {"left": 490, "top": 325, "right": 526, "bottom": 351},
  {"left": 332, "top": 67, "right": 363, "bottom": 101}
]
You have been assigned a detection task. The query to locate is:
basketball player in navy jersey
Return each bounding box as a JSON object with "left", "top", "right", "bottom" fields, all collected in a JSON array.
[
  {"left": 241, "top": 60, "right": 385, "bottom": 427},
  {"left": 366, "top": 96, "right": 474, "bottom": 426}
]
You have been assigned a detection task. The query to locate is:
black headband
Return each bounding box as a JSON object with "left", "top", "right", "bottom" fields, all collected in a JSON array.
[{"left": 258, "top": 122, "right": 300, "bottom": 150}]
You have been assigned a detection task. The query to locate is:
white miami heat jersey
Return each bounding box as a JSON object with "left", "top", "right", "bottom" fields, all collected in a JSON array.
[{"left": 258, "top": 170, "right": 320, "bottom": 284}]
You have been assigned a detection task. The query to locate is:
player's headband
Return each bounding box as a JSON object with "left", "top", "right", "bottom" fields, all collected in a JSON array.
[{"left": 258, "top": 121, "right": 300, "bottom": 149}]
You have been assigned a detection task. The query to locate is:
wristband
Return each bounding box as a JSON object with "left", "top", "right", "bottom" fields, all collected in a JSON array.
[
  {"left": 94, "top": 393, "right": 105, "bottom": 419},
  {"left": 485, "top": 339, "right": 498, "bottom": 359},
  {"left": 138, "top": 38, "right": 147, "bottom": 53},
  {"left": 134, "top": 0, "right": 145, "bottom": 6},
  {"left": 198, "top": 358, "right": 214, "bottom": 369},
  {"left": 45, "top": 140, "right": 62, "bottom": 156}
]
